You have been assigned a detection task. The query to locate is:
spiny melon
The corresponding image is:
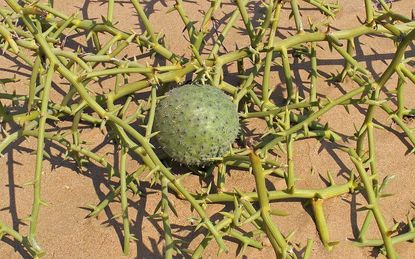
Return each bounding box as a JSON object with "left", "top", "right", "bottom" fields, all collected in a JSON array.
[{"left": 154, "top": 84, "right": 240, "bottom": 165}]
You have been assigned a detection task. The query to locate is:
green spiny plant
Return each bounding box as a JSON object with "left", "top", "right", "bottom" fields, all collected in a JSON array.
[{"left": 0, "top": 0, "right": 414, "bottom": 258}]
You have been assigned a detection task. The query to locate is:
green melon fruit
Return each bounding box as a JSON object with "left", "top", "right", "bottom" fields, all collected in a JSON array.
[{"left": 154, "top": 84, "right": 240, "bottom": 165}]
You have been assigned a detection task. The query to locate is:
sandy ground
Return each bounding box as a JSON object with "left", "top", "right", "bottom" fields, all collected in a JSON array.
[{"left": 1, "top": 0, "right": 415, "bottom": 258}]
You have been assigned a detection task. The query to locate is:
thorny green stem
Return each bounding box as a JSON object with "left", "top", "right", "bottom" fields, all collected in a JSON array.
[
  {"left": 357, "top": 29, "right": 415, "bottom": 157},
  {"left": 338, "top": 38, "right": 355, "bottom": 81},
  {"left": 130, "top": 0, "right": 156, "bottom": 43},
  {"left": 358, "top": 209, "right": 374, "bottom": 242},
  {"left": 349, "top": 32, "right": 415, "bottom": 256},
  {"left": 364, "top": 0, "right": 374, "bottom": 24},
  {"left": 309, "top": 42, "right": 317, "bottom": 105},
  {"left": 235, "top": 0, "right": 256, "bottom": 46},
  {"left": 250, "top": 151, "right": 288, "bottom": 257},
  {"left": 358, "top": 170, "right": 395, "bottom": 243},
  {"left": 396, "top": 77, "right": 405, "bottom": 118},
  {"left": 208, "top": 1, "right": 243, "bottom": 59},
  {"left": 28, "top": 61, "right": 54, "bottom": 252},
  {"left": 88, "top": 167, "right": 146, "bottom": 218},
  {"left": 399, "top": 65, "right": 415, "bottom": 84},
  {"left": 201, "top": 179, "right": 356, "bottom": 203},
  {"left": 285, "top": 110, "right": 295, "bottom": 193},
  {"left": 251, "top": 0, "right": 273, "bottom": 46},
  {"left": 311, "top": 198, "right": 333, "bottom": 251},
  {"left": 354, "top": 231, "right": 415, "bottom": 247},
  {"left": 290, "top": 0, "right": 304, "bottom": 33},
  {"left": 380, "top": 103, "right": 415, "bottom": 149},
  {"left": 303, "top": 239, "right": 314, "bottom": 259},
  {"left": 107, "top": 0, "right": 115, "bottom": 24},
  {"left": 348, "top": 149, "right": 397, "bottom": 259},
  {"left": 174, "top": 0, "right": 199, "bottom": 47},
  {"left": 302, "top": 0, "right": 338, "bottom": 17},
  {"left": 161, "top": 176, "right": 174, "bottom": 259},
  {"left": 280, "top": 47, "right": 295, "bottom": 101},
  {"left": 145, "top": 85, "right": 157, "bottom": 138},
  {"left": 0, "top": 23, "right": 19, "bottom": 53},
  {"left": 258, "top": 85, "right": 368, "bottom": 151},
  {"left": 262, "top": 2, "right": 282, "bottom": 107},
  {"left": 120, "top": 146, "right": 131, "bottom": 255},
  {"left": 28, "top": 56, "right": 42, "bottom": 112},
  {"left": 0, "top": 219, "right": 44, "bottom": 257},
  {"left": 191, "top": 218, "right": 232, "bottom": 259},
  {"left": 0, "top": 121, "right": 38, "bottom": 155},
  {"left": 217, "top": 163, "right": 226, "bottom": 192}
]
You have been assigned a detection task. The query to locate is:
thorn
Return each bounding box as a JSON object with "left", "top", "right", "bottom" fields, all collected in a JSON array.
[
  {"left": 269, "top": 208, "right": 289, "bottom": 216},
  {"left": 372, "top": 122, "right": 385, "bottom": 130},
  {"left": 379, "top": 193, "right": 394, "bottom": 198},
  {"left": 285, "top": 230, "right": 296, "bottom": 242},
  {"left": 366, "top": 204, "right": 375, "bottom": 210},
  {"left": 22, "top": 181, "right": 35, "bottom": 186},
  {"left": 20, "top": 216, "right": 32, "bottom": 223},
  {"left": 344, "top": 104, "right": 350, "bottom": 114},
  {"left": 239, "top": 242, "right": 248, "bottom": 256},
  {"left": 129, "top": 234, "right": 138, "bottom": 241},
  {"left": 146, "top": 131, "right": 159, "bottom": 139},
  {"left": 219, "top": 211, "right": 234, "bottom": 219},
  {"left": 39, "top": 200, "right": 49, "bottom": 207},
  {"left": 327, "top": 171, "right": 335, "bottom": 186},
  {"left": 194, "top": 221, "right": 205, "bottom": 231}
]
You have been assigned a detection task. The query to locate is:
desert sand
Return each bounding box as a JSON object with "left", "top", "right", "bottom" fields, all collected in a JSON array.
[{"left": 1, "top": 0, "right": 415, "bottom": 258}]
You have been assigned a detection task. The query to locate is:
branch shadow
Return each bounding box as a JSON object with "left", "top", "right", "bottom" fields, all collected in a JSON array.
[
  {"left": 0, "top": 138, "right": 32, "bottom": 258},
  {"left": 0, "top": 237, "right": 32, "bottom": 259}
]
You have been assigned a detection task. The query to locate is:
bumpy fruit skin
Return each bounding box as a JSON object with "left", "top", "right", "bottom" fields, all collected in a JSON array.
[{"left": 154, "top": 84, "right": 240, "bottom": 165}]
